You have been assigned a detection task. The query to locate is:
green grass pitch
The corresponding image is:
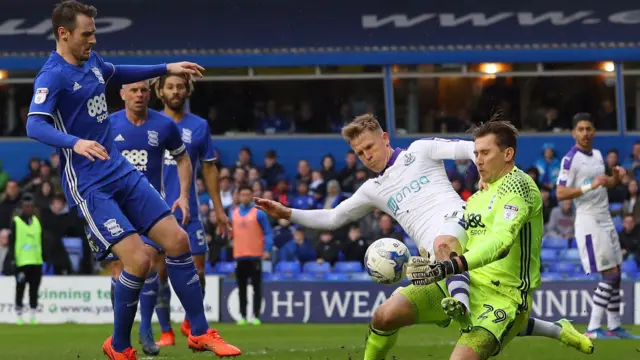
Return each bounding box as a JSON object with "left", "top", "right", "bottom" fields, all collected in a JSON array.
[{"left": 1, "top": 323, "right": 639, "bottom": 359}]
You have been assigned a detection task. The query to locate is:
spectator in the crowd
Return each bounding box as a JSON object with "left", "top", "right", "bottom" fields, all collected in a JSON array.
[
  {"left": 252, "top": 181, "right": 265, "bottom": 198},
  {"left": 0, "top": 229, "right": 9, "bottom": 274},
  {"left": 545, "top": 200, "right": 575, "bottom": 243},
  {"left": 34, "top": 181, "right": 53, "bottom": 210},
  {"left": 624, "top": 179, "right": 640, "bottom": 222},
  {"left": 274, "top": 178, "right": 291, "bottom": 206},
  {"left": 535, "top": 143, "right": 561, "bottom": 190},
  {"left": 19, "top": 158, "right": 40, "bottom": 189},
  {"left": 319, "top": 180, "right": 347, "bottom": 209},
  {"left": 597, "top": 99, "right": 617, "bottom": 131},
  {"left": 219, "top": 167, "right": 231, "bottom": 179},
  {"left": 372, "top": 214, "right": 404, "bottom": 243},
  {"left": 537, "top": 107, "right": 563, "bottom": 131},
  {"left": 447, "top": 159, "right": 478, "bottom": 192},
  {"left": 540, "top": 187, "right": 555, "bottom": 225},
  {"left": 315, "top": 231, "right": 341, "bottom": 266},
  {"left": 217, "top": 176, "right": 234, "bottom": 211},
  {"left": 309, "top": 170, "right": 325, "bottom": 196},
  {"left": 342, "top": 224, "right": 367, "bottom": 265},
  {"left": 608, "top": 169, "right": 630, "bottom": 204},
  {"left": 232, "top": 167, "right": 247, "bottom": 188},
  {"left": 280, "top": 227, "right": 316, "bottom": 263},
  {"left": 605, "top": 149, "right": 620, "bottom": 175},
  {"left": 451, "top": 178, "right": 471, "bottom": 201},
  {"left": 296, "top": 102, "right": 326, "bottom": 133},
  {"left": 329, "top": 103, "right": 353, "bottom": 133},
  {"left": 39, "top": 194, "right": 79, "bottom": 275},
  {"left": 338, "top": 150, "right": 358, "bottom": 193},
  {"left": 295, "top": 159, "right": 312, "bottom": 185},
  {"left": 360, "top": 209, "right": 382, "bottom": 241},
  {"left": 0, "top": 160, "right": 9, "bottom": 194},
  {"left": 320, "top": 154, "right": 338, "bottom": 182},
  {"left": 262, "top": 150, "right": 285, "bottom": 189},
  {"left": 258, "top": 100, "right": 291, "bottom": 134},
  {"left": 291, "top": 181, "right": 315, "bottom": 210},
  {"left": 526, "top": 167, "right": 541, "bottom": 188},
  {"left": 232, "top": 147, "right": 254, "bottom": 174},
  {"left": 199, "top": 203, "right": 210, "bottom": 222},
  {"left": 247, "top": 167, "right": 263, "bottom": 187},
  {"left": 619, "top": 214, "right": 640, "bottom": 263},
  {"left": 623, "top": 141, "right": 640, "bottom": 180},
  {"left": 205, "top": 210, "right": 230, "bottom": 267},
  {"left": 272, "top": 218, "right": 295, "bottom": 249},
  {"left": 353, "top": 168, "right": 370, "bottom": 191},
  {"left": 0, "top": 181, "right": 21, "bottom": 230}
]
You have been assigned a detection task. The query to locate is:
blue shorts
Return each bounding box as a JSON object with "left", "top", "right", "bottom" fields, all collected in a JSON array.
[
  {"left": 78, "top": 170, "right": 171, "bottom": 261},
  {"left": 183, "top": 219, "right": 207, "bottom": 255}
]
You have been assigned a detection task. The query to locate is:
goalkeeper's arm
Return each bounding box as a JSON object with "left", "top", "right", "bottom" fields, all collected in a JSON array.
[{"left": 454, "top": 194, "right": 530, "bottom": 271}]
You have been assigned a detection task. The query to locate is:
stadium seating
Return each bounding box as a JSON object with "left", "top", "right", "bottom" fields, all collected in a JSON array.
[
  {"left": 609, "top": 202, "right": 624, "bottom": 214},
  {"left": 214, "top": 261, "right": 236, "bottom": 275},
  {"left": 262, "top": 260, "right": 273, "bottom": 273},
  {"left": 275, "top": 261, "right": 301, "bottom": 276},
  {"left": 621, "top": 259, "right": 639, "bottom": 277},
  {"left": 559, "top": 248, "right": 581, "bottom": 263},
  {"left": 542, "top": 236, "right": 569, "bottom": 250},
  {"left": 613, "top": 216, "right": 623, "bottom": 232},
  {"left": 334, "top": 261, "right": 363, "bottom": 273},
  {"left": 549, "top": 262, "right": 579, "bottom": 275},
  {"left": 325, "top": 273, "right": 350, "bottom": 281},
  {"left": 303, "top": 261, "right": 331, "bottom": 274},
  {"left": 540, "top": 249, "right": 557, "bottom": 264}
]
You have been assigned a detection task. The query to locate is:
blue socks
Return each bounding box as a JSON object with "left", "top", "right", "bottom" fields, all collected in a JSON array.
[
  {"left": 112, "top": 271, "right": 144, "bottom": 352},
  {"left": 155, "top": 278, "right": 172, "bottom": 332},
  {"left": 166, "top": 252, "right": 208, "bottom": 336},
  {"left": 139, "top": 272, "right": 158, "bottom": 338}
]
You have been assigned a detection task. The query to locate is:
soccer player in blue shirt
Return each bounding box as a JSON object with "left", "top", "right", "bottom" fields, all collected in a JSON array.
[
  {"left": 108, "top": 79, "right": 190, "bottom": 356},
  {"left": 152, "top": 74, "right": 231, "bottom": 345},
  {"left": 25, "top": 2, "right": 240, "bottom": 359}
]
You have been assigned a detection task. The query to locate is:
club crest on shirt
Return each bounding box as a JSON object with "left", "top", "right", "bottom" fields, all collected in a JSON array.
[
  {"left": 503, "top": 204, "right": 519, "bottom": 221},
  {"left": 182, "top": 128, "right": 192, "bottom": 143},
  {"left": 147, "top": 130, "right": 159, "bottom": 147},
  {"left": 34, "top": 88, "right": 48, "bottom": 104},
  {"left": 404, "top": 153, "right": 416, "bottom": 166},
  {"left": 91, "top": 67, "right": 105, "bottom": 84}
]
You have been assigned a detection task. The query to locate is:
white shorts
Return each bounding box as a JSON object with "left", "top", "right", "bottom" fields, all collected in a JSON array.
[
  {"left": 575, "top": 214, "right": 623, "bottom": 274},
  {"left": 417, "top": 208, "right": 468, "bottom": 253}
]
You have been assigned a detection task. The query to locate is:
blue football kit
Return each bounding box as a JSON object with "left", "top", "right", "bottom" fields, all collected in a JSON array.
[{"left": 163, "top": 112, "right": 216, "bottom": 255}]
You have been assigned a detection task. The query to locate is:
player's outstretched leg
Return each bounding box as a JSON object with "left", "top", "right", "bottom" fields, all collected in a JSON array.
[
  {"left": 518, "top": 317, "right": 594, "bottom": 354},
  {"left": 149, "top": 217, "right": 241, "bottom": 357},
  {"left": 154, "top": 256, "right": 175, "bottom": 346},
  {"left": 179, "top": 224, "right": 208, "bottom": 337},
  {"left": 139, "top": 270, "right": 160, "bottom": 356},
  {"left": 601, "top": 269, "right": 640, "bottom": 339},
  {"left": 365, "top": 284, "right": 449, "bottom": 360}
]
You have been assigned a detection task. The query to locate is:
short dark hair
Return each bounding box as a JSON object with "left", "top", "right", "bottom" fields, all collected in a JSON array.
[
  {"left": 471, "top": 120, "right": 519, "bottom": 154},
  {"left": 52, "top": 1, "right": 97, "bottom": 40},
  {"left": 607, "top": 148, "right": 619, "bottom": 155},
  {"left": 572, "top": 112, "right": 594, "bottom": 129},
  {"left": 238, "top": 185, "right": 253, "bottom": 193}
]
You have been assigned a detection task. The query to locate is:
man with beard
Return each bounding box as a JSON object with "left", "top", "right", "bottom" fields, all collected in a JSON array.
[{"left": 152, "top": 74, "right": 231, "bottom": 345}]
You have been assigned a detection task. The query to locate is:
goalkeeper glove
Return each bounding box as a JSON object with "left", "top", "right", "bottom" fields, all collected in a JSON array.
[{"left": 406, "top": 248, "right": 462, "bottom": 286}]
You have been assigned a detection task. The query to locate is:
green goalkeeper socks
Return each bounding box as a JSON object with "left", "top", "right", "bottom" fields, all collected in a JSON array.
[{"left": 364, "top": 325, "right": 399, "bottom": 360}]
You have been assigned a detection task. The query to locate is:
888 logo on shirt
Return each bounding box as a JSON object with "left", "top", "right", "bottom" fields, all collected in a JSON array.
[
  {"left": 122, "top": 150, "right": 148, "bottom": 171},
  {"left": 87, "top": 93, "right": 109, "bottom": 123}
]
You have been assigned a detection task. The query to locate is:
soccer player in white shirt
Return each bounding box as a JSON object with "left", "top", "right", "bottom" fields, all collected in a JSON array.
[
  {"left": 256, "top": 114, "right": 589, "bottom": 359},
  {"left": 556, "top": 113, "right": 639, "bottom": 339}
]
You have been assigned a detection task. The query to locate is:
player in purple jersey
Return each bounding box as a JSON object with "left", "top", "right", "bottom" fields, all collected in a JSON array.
[
  {"left": 25, "top": 2, "right": 240, "bottom": 359},
  {"left": 109, "top": 80, "right": 191, "bottom": 356},
  {"left": 151, "top": 74, "right": 231, "bottom": 345}
]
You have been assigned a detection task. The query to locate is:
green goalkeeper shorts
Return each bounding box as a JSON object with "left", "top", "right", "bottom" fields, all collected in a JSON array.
[
  {"left": 398, "top": 280, "right": 451, "bottom": 327},
  {"left": 458, "top": 283, "right": 531, "bottom": 358}
]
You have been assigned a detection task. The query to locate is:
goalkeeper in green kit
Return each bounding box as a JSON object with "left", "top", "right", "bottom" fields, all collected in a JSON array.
[{"left": 407, "top": 121, "right": 594, "bottom": 360}]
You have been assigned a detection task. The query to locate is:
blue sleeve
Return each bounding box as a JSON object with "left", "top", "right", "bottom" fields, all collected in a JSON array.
[
  {"left": 100, "top": 55, "right": 166, "bottom": 85},
  {"left": 165, "top": 120, "right": 186, "bottom": 156},
  {"left": 257, "top": 210, "right": 273, "bottom": 252},
  {"left": 28, "top": 69, "right": 62, "bottom": 118},
  {"left": 199, "top": 123, "right": 216, "bottom": 162},
  {"left": 26, "top": 115, "right": 80, "bottom": 149}
]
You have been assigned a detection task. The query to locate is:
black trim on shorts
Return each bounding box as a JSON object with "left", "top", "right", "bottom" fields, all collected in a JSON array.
[
  {"left": 141, "top": 209, "right": 173, "bottom": 237},
  {"left": 99, "top": 230, "right": 137, "bottom": 261}
]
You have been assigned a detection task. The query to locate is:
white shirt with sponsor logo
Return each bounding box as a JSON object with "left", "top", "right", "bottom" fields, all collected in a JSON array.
[
  {"left": 290, "top": 138, "right": 475, "bottom": 248},
  {"left": 557, "top": 146, "right": 609, "bottom": 216}
]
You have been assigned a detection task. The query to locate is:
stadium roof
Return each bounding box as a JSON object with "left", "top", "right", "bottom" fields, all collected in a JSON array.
[{"left": 2, "top": 0, "right": 640, "bottom": 69}]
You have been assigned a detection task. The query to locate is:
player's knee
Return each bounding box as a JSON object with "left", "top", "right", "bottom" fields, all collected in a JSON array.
[
  {"left": 162, "top": 227, "right": 190, "bottom": 256},
  {"left": 433, "top": 235, "right": 462, "bottom": 261},
  {"left": 126, "top": 250, "right": 152, "bottom": 277}
]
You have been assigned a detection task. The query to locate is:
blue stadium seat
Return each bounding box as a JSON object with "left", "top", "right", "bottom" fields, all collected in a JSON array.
[
  {"left": 540, "top": 249, "right": 557, "bottom": 264},
  {"left": 303, "top": 261, "right": 331, "bottom": 274},
  {"left": 296, "top": 272, "right": 322, "bottom": 281},
  {"left": 549, "top": 262, "right": 579, "bottom": 275},
  {"left": 621, "top": 259, "right": 638, "bottom": 276},
  {"left": 559, "top": 248, "right": 581, "bottom": 263},
  {"left": 205, "top": 262, "right": 213, "bottom": 274},
  {"left": 337, "top": 252, "right": 346, "bottom": 261},
  {"left": 42, "top": 262, "right": 54, "bottom": 276},
  {"left": 262, "top": 260, "right": 273, "bottom": 273},
  {"left": 334, "top": 261, "right": 363, "bottom": 273},
  {"left": 275, "top": 261, "right": 301, "bottom": 275},
  {"left": 541, "top": 273, "right": 564, "bottom": 281},
  {"left": 609, "top": 202, "right": 624, "bottom": 213},
  {"left": 263, "top": 273, "right": 286, "bottom": 281},
  {"left": 350, "top": 272, "right": 373, "bottom": 281},
  {"left": 613, "top": 216, "right": 623, "bottom": 232},
  {"left": 213, "top": 261, "right": 235, "bottom": 275},
  {"left": 325, "top": 273, "right": 350, "bottom": 281},
  {"left": 542, "top": 237, "right": 569, "bottom": 250}
]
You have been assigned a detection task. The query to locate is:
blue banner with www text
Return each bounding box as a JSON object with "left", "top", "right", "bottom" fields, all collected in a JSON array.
[{"left": 219, "top": 281, "right": 637, "bottom": 324}]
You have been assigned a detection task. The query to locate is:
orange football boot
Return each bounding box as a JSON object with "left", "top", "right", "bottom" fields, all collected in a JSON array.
[
  {"left": 180, "top": 318, "right": 191, "bottom": 337},
  {"left": 155, "top": 329, "right": 175, "bottom": 346},
  {"left": 102, "top": 336, "right": 137, "bottom": 360},
  {"left": 188, "top": 328, "right": 242, "bottom": 357}
]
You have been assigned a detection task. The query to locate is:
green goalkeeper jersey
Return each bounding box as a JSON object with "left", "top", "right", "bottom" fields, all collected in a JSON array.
[{"left": 462, "top": 166, "right": 543, "bottom": 309}]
